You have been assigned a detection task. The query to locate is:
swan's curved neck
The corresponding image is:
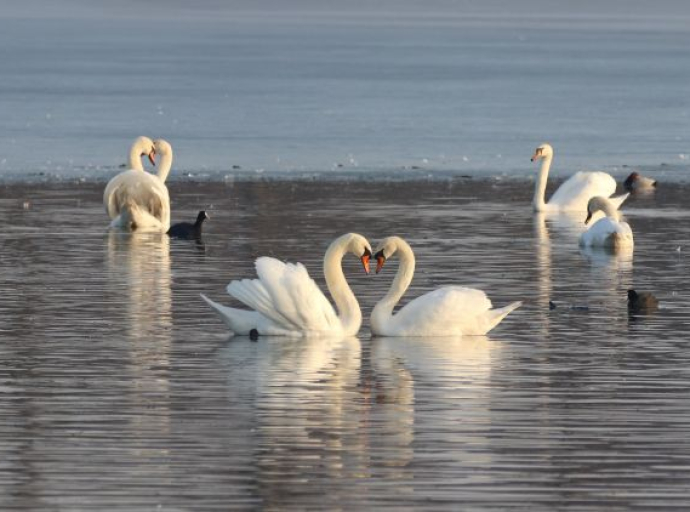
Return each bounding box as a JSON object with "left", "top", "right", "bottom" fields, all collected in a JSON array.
[
  {"left": 128, "top": 146, "right": 145, "bottom": 172},
  {"left": 156, "top": 150, "right": 173, "bottom": 182},
  {"left": 371, "top": 240, "right": 415, "bottom": 332},
  {"left": 533, "top": 155, "right": 553, "bottom": 212},
  {"left": 599, "top": 200, "right": 620, "bottom": 220},
  {"left": 323, "top": 240, "right": 361, "bottom": 335}
]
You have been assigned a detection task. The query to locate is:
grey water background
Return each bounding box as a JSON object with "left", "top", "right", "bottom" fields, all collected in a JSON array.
[
  {"left": 2, "top": 179, "right": 690, "bottom": 510},
  {"left": 0, "top": 0, "right": 690, "bottom": 181}
]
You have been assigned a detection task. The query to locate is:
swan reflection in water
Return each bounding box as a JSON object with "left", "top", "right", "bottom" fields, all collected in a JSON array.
[
  {"left": 371, "top": 335, "right": 499, "bottom": 479},
  {"left": 220, "top": 334, "right": 363, "bottom": 508},
  {"left": 106, "top": 231, "right": 172, "bottom": 433}
]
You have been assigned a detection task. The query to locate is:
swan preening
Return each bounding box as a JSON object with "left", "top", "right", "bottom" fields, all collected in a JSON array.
[
  {"left": 371, "top": 237, "right": 521, "bottom": 337},
  {"left": 579, "top": 196, "right": 634, "bottom": 250},
  {"left": 531, "top": 143, "right": 629, "bottom": 213},
  {"left": 202, "top": 233, "right": 372, "bottom": 337},
  {"left": 104, "top": 137, "right": 173, "bottom": 232}
]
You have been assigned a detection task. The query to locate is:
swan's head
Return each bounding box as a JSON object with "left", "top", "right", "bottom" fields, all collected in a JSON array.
[
  {"left": 373, "top": 236, "right": 404, "bottom": 274},
  {"left": 531, "top": 143, "right": 553, "bottom": 162},
  {"left": 151, "top": 138, "right": 173, "bottom": 167},
  {"left": 132, "top": 136, "right": 156, "bottom": 166},
  {"left": 337, "top": 233, "right": 372, "bottom": 274},
  {"left": 585, "top": 196, "right": 609, "bottom": 224}
]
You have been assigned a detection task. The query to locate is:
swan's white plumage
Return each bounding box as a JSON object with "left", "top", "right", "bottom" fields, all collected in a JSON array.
[
  {"left": 579, "top": 196, "right": 634, "bottom": 249},
  {"left": 203, "top": 233, "right": 372, "bottom": 337},
  {"left": 371, "top": 237, "right": 521, "bottom": 337},
  {"left": 579, "top": 216, "right": 634, "bottom": 249},
  {"left": 547, "top": 171, "right": 618, "bottom": 211},
  {"left": 104, "top": 137, "right": 172, "bottom": 232},
  {"left": 228, "top": 258, "right": 340, "bottom": 332},
  {"left": 532, "top": 143, "right": 628, "bottom": 213}
]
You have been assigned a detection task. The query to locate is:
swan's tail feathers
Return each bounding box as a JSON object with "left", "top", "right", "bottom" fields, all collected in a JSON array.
[
  {"left": 201, "top": 293, "right": 271, "bottom": 335},
  {"left": 610, "top": 193, "right": 630, "bottom": 210},
  {"left": 480, "top": 301, "right": 522, "bottom": 334},
  {"left": 227, "top": 279, "right": 298, "bottom": 331}
]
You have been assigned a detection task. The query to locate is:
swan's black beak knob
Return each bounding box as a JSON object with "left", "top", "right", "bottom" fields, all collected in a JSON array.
[
  {"left": 360, "top": 248, "right": 372, "bottom": 274},
  {"left": 374, "top": 250, "right": 386, "bottom": 274}
]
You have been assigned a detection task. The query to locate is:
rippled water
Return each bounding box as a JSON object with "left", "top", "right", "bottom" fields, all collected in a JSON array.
[{"left": 1, "top": 178, "right": 690, "bottom": 510}]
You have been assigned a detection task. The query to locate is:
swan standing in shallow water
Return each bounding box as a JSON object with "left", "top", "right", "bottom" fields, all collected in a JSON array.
[
  {"left": 104, "top": 137, "right": 173, "bottom": 232},
  {"left": 531, "top": 143, "right": 628, "bottom": 213},
  {"left": 202, "top": 233, "right": 372, "bottom": 337},
  {"left": 370, "top": 237, "right": 521, "bottom": 337},
  {"left": 579, "top": 196, "right": 634, "bottom": 249}
]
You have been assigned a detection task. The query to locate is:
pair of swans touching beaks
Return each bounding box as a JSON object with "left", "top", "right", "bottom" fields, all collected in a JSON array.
[
  {"left": 531, "top": 143, "right": 633, "bottom": 250},
  {"left": 103, "top": 136, "right": 173, "bottom": 232},
  {"left": 202, "top": 233, "right": 523, "bottom": 338}
]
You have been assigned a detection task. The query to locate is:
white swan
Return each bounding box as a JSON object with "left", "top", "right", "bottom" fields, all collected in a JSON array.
[
  {"left": 370, "top": 237, "right": 522, "bottom": 337},
  {"left": 104, "top": 137, "right": 173, "bottom": 232},
  {"left": 201, "top": 233, "right": 373, "bottom": 337},
  {"left": 579, "top": 196, "right": 634, "bottom": 249},
  {"left": 531, "top": 143, "right": 629, "bottom": 213}
]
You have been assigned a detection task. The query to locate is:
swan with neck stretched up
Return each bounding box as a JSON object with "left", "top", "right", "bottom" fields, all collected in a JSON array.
[
  {"left": 531, "top": 143, "right": 628, "bottom": 213},
  {"left": 201, "top": 233, "right": 372, "bottom": 337},
  {"left": 579, "top": 196, "right": 634, "bottom": 249},
  {"left": 370, "top": 237, "right": 521, "bottom": 337},
  {"left": 104, "top": 137, "right": 173, "bottom": 232}
]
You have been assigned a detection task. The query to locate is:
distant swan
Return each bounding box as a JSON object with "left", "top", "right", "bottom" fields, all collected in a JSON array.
[
  {"left": 579, "top": 196, "right": 634, "bottom": 249},
  {"left": 371, "top": 236, "right": 521, "bottom": 337},
  {"left": 202, "top": 233, "right": 372, "bottom": 337},
  {"left": 104, "top": 137, "right": 173, "bottom": 232},
  {"left": 531, "top": 143, "right": 628, "bottom": 213}
]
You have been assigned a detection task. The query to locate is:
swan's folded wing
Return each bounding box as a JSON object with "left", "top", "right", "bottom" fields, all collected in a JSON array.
[
  {"left": 549, "top": 171, "right": 616, "bottom": 211},
  {"left": 227, "top": 277, "right": 300, "bottom": 331},
  {"left": 395, "top": 286, "right": 493, "bottom": 334},
  {"left": 255, "top": 257, "right": 340, "bottom": 332}
]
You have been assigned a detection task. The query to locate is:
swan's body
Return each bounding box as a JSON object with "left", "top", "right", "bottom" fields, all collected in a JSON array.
[
  {"left": 104, "top": 137, "right": 173, "bottom": 232},
  {"left": 531, "top": 143, "right": 628, "bottom": 213},
  {"left": 202, "top": 233, "right": 372, "bottom": 337},
  {"left": 371, "top": 237, "right": 521, "bottom": 337},
  {"left": 579, "top": 196, "right": 634, "bottom": 249}
]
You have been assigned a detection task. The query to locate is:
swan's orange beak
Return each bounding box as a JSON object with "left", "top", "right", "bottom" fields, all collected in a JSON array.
[
  {"left": 148, "top": 149, "right": 156, "bottom": 167},
  {"left": 530, "top": 152, "right": 539, "bottom": 162},
  {"left": 375, "top": 250, "right": 386, "bottom": 274},
  {"left": 584, "top": 211, "right": 593, "bottom": 225},
  {"left": 360, "top": 248, "right": 371, "bottom": 274}
]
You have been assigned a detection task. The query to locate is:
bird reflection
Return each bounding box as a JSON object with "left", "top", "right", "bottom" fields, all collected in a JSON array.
[
  {"left": 371, "top": 335, "right": 498, "bottom": 476},
  {"left": 106, "top": 231, "right": 172, "bottom": 435},
  {"left": 220, "top": 335, "right": 363, "bottom": 509}
]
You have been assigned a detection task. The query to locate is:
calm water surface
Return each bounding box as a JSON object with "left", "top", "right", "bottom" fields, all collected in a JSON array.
[{"left": 1, "top": 178, "right": 689, "bottom": 510}]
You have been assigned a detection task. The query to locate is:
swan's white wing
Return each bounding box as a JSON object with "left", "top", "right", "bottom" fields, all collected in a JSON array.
[
  {"left": 227, "top": 277, "right": 302, "bottom": 331},
  {"left": 390, "top": 286, "right": 494, "bottom": 336},
  {"left": 548, "top": 171, "right": 617, "bottom": 211},
  {"left": 254, "top": 257, "right": 341, "bottom": 332}
]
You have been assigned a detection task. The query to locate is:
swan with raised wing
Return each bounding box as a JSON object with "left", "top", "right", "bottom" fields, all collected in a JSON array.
[
  {"left": 371, "top": 236, "right": 521, "bottom": 337},
  {"left": 201, "top": 233, "right": 372, "bottom": 337},
  {"left": 104, "top": 137, "right": 173, "bottom": 232},
  {"left": 531, "top": 143, "right": 628, "bottom": 213},
  {"left": 579, "top": 196, "right": 634, "bottom": 249}
]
